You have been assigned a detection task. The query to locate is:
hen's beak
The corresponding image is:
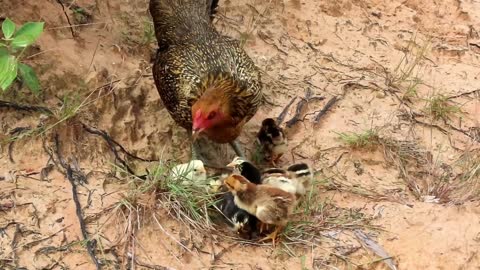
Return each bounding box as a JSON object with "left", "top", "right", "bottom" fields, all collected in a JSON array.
[
  {"left": 226, "top": 161, "right": 235, "bottom": 167},
  {"left": 192, "top": 129, "right": 202, "bottom": 141}
]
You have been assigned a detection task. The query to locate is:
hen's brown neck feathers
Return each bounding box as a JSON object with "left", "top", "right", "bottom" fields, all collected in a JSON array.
[{"left": 198, "top": 73, "right": 243, "bottom": 106}]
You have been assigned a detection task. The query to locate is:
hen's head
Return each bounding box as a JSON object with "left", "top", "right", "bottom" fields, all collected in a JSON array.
[
  {"left": 191, "top": 75, "right": 240, "bottom": 139},
  {"left": 191, "top": 100, "right": 228, "bottom": 138}
]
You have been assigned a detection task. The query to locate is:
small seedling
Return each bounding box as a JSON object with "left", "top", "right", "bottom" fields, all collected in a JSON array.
[{"left": 0, "top": 18, "right": 44, "bottom": 95}]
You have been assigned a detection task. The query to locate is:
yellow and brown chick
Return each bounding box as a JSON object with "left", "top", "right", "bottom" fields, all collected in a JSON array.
[
  {"left": 257, "top": 118, "right": 288, "bottom": 166},
  {"left": 216, "top": 157, "right": 262, "bottom": 238},
  {"left": 224, "top": 174, "right": 296, "bottom": 246},
  {"left": 149, "top": 0, "right": 262, "bottom": 159}
]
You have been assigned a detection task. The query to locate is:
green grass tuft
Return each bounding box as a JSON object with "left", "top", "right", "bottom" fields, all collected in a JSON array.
[
  {"left": 337, "top": 129, "right": 380, "bottom": 149},
  {"left": 426, "top": 94, "right": 461, "bottom": 120}
]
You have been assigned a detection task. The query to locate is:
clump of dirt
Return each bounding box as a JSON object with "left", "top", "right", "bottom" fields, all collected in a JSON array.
[{"left": 1, "top": 0, "right": 480, "bottom": 269}]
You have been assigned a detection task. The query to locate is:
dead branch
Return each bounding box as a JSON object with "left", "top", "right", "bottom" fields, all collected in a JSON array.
[
  {"left": 55, "top": 0, "right": 76, "bottom": 37},
  {"left": 314, "top": 96, "right": 339, "bottom": 123},
  {"left": 21, "top": 226, "right": 69, "bottom": 249},
  {"left": 82, "top": 123, "right": 156, "bottom": 163},
  {"left": 211, "top": 243, "right": 239, "bottom": 264},
  {"left": 447, "top": 89, "right": 480, "bottom": 100},
  {"left": 285, "top": 89, "right": 325, "bottom": 128},
  {"left": 131, "top": 256, "right": 174, "bottom": 270},
  {"left": 276, "top": 96, "right": 297, "bottom": 124},
  {"left": 354, "top": 230, "right": 397, "bottom": 270},
  {"left": 65, "top": 165, "right": 102, "bottom": 269},
  {"left": 0, "top": 100, "right": 53, "bottom": 115},
  {"left": 49, "top": 134, "right": 101, "bottom": 269},
  {"left": 81, "top": 123, "right": 150, "bottom": 178},
  {"left": 444, "top": 122, "right": 480, "bottom": 143},
  {"left": 8, "top": 127, "right": 32, "bottom": 163},
  {"left": 11, "top": 223, "right": 20, "bottom": 268}
]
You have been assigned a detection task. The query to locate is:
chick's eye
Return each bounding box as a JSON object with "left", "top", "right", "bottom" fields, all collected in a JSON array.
[{"left": 207, "top": 111, "right": 216, "bottom": 120}]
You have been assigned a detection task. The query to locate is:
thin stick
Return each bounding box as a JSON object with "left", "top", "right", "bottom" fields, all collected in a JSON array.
[
  {"left": 0, "top": 100, "right": 53, "bottom": 115},
  {"left": 56, "top": 0, "right": 76, "bottom": 37}
]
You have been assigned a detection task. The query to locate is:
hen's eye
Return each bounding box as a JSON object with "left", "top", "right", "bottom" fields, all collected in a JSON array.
[{"left": 207, "top": 111, "right": 216, "bottom": 120}]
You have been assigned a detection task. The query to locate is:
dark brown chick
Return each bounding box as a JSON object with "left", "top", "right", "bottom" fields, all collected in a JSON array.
[
  {"left": 257, "top": 118, "right": 288, "bottom": 166},
  {"left": 224, "top": 174, "right": 296, "bottom": 246},
  {"left": 149, "top": 0, "right": 262, "bottom": 159}
]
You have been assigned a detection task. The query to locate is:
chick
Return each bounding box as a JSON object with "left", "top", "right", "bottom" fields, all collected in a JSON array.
[
  {"left": 215, "top": 157, "right": 262, "bottom": 237},
  {"left": 261, "top": 168, "right": 297, "bottom": 194},
  {"left": 257, "top": 118, "right": 288, "bottom": 166},
  {"left": 217, "top": 192, "right": 258, "bottom": 237},
  {"left": 169, "top": 160, "right": 207, "bottom": 186},
  {"left": 286, "top": 162, "right": 313, "bottom": 196},
  {"left": 226, "top": 156, "right": 262, "bottom": 184},
  {"left": 224, "top": 174, "right": 296, "bottom": 246},
  {"left": 261, "top": 162, "right": 313, "bottom": 198}
]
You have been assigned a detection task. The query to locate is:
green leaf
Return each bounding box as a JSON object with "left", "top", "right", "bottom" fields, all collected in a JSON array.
[
  {"left": 2, "top": 18, "right": 16, "bottom": 39},
  {"left": 11, "top": 22, "right": 44, "bottom": 48},
  {"left": 0, "top": 55, "right": 18, "bottom": 91},
  {"left": 0, "top": 47, "right": 8, "bottom": 57},
  {"left": 18, "top": 63, "right": 41, "bottom": 95}
]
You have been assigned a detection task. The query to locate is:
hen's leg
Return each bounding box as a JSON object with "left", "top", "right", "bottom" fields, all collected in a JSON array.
[
  {"left": 191, "top": 136, "right": 220, "bottom": 168},
  {"left": 191, "top": 139, "right": 202, "bottom": 160},
  {"left": 229, "top": 140, "right": 245, "bottom": 158}
]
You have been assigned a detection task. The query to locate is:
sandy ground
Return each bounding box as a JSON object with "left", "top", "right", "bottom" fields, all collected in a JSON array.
[{"left": 1, "top": 0, "right": 480, "bottom": 269}]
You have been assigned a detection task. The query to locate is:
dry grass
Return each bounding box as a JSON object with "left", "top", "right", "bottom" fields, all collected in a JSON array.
[
  {"left": 386, "top": 35, "right": 430, "bottom": 91},
  {"left": 380, "top": 137, "right": 479, "bottom": 203},
  {"left": 336, "top": 127, "right": 480, "bottom": 203}
]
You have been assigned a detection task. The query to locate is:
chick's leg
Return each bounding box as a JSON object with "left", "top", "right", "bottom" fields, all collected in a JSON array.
[
  {"left": 259, "top": 222, "right": 270, "bottom": 234},
  {"left": 229, "top": 140, "right": 245, "bottom": 158},
  {"left": 259, "top": 225, "right": 283, "bottom": 247}
]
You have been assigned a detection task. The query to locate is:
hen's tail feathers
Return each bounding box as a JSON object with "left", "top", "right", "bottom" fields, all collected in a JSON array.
[{"left": 149, "top": 0, "right": 218, "bottom": 49}]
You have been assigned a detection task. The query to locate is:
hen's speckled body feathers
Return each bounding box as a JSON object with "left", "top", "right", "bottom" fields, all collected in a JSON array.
[{"left": 150, "top": 0, "right": 262, "bottom": 136}]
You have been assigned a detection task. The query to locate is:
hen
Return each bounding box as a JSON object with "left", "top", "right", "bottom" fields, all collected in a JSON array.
[
  {"left": 224, "top": 174, "right": 296, "bottom": 246},
  {"left": 149, "top": 0, "right": 262, "bottom": 160}
]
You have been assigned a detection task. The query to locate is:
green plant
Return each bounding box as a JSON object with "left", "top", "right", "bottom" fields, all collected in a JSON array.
[
  {"left": 0, "top": 18, "right": 44, "bottom": 94},
  {"left": 337, "top": 129, "right": 380, "bottom": 149},
  {"left": 142, "top": 21, "right": 155, "bottom": 45},
  {"left": 426, "top": 94, "right": 461, "bottom": 120}
]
